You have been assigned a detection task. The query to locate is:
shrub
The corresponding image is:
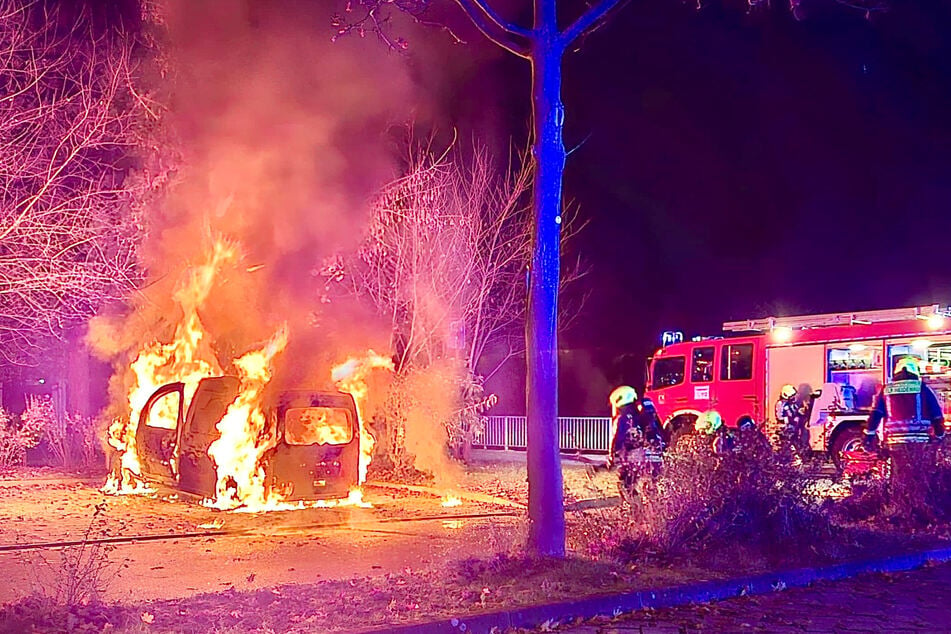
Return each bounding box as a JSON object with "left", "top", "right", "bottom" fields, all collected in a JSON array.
[
  {"left": 19, "top": 395, "right": 103, "bottom": 470},
  {"left": 0, "top": 406, "right": 42, "bottom": 469},
  {"left": 617, "top": 430, "right": 833, "bottom": 559}
]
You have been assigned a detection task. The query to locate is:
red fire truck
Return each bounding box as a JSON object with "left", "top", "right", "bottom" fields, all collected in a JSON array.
[{"left": 643, "top": 305, "right": 951, "bottom": 466}]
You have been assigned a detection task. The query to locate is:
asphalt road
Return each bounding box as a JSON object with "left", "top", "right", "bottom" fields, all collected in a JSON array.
[
  {"left": 563, "top": 561, "right": 951, "bottom": 633},
  {"left": 0, "top": 478, "right": 522, "bottom": 604}
]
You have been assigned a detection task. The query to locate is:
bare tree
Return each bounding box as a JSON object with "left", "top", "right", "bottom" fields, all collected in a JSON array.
[
  {"left": 356, "top": 144, "right": 530, "bottom": 374},
  {"left": 337, "top": 0, "right": 626, "bottom": 557},
  {"left": 0, "top": 1, "right": 160, "bottom": 363},
  {"left": 353, "top": 142, "right": 583, "bottom": 378},
  {"left": 341, "top": 144, "right": 527, "bottom": 470}
]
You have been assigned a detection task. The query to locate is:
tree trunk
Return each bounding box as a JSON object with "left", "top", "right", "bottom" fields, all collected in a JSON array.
[{"left": 525, "top": 24, "right": 566, "bottom": 556}]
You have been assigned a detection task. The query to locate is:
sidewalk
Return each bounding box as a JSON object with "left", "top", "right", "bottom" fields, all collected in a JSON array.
[
  {"left": 365, "top": 545, "right": 951, "bottom": 634},
  {"left": 560, "top": 559, "right": 951, "bottom": 632}
]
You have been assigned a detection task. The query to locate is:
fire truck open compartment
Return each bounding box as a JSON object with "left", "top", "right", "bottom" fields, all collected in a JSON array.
[{"left": 136, "top": 377, "right": 361, "bottom": 502}]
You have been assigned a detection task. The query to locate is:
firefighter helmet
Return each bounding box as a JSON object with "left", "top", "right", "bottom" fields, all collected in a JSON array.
[
  {"left": 695, "top": 410, "right": 723, "bottom": 435},
  {"left": 780, "top": 384, "right": 797, "bottom": 400},
  {"left": 609, "top": 386, "right": 638, "bottom": 410},
  {"left": 894, "top": 356, "right": 921, "bottom": 377}
]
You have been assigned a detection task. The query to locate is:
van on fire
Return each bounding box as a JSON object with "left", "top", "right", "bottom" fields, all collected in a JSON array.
[
  {"left": 643, "top": 305, "right": 951, "bottom": 466},
  {"left": 136, "top": 376, "right": 361, "bottom": 501}
]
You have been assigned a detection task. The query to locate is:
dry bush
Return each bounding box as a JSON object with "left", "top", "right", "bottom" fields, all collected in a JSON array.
[
  {"left": 612, "top": 430, "right": 833, "bottom": 560},
  {"left": 0, "top": 405, "right": 41, "bottom": 469},
  {"left": 18, "top": 396, "right": 104, "bottom": 470},
  {"left": 833, "top": 442, "right": 951, "bottom": 528},
  {"left": 374, "top": 363, "right": 492, "bottom": 480},
  {"left": 3, "top": 504, "right": 128, "bottom": 632},
  {"left": 22, "top": 503, "right": 125, "bottom": 607}
]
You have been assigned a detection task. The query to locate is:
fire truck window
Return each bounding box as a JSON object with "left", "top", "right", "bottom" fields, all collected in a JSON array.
[
  {"left": 720, "top": 344, "right": 753, "bottom": 381},
  {"left": 285, "top": 407, "right": 353, "bottom": 446},
  {"left": 691, "top": 347, "right": 715, "bottom": 383},
  {"left": 145, "top": 392, "right": 179, "bottom": 430},
  {"left": 651, "top": 356, "right": 685, "bottom": 389}
]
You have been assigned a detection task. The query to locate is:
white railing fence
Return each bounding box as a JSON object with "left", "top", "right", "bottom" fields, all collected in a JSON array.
[{"left": 474, "top": 416, "right": 612, "bottom": 453}]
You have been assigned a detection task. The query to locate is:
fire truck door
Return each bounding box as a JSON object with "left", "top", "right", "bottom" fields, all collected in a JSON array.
[{"left": 716, "top": 342, "right": 760, "bottom": 425}]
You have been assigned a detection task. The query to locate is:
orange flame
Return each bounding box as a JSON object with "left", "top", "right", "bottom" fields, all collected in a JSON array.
[
  {"left": 440, "top": 495, "right": 462, "bottom": 508},
  {"left": 206, "top": 325, "right": 288, "bottom": 511},
  {"left": 103, "top": 239, "right": 389, "bottom": 512},
  {"left": 331, "top": 351, "right": 393, "bottom": 483}
]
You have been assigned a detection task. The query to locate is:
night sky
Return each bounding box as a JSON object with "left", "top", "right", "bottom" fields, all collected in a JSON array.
[
  {"left": 420, "top": 0, "right": 951, "bottom": 392},
  {"left": 32, "top": 0, "right": 951, "bottom": 413}
]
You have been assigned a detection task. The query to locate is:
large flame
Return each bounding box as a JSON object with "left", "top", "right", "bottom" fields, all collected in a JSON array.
[
  {"left": 206, "top": 326, "right": 288, "bottom": 510},
  {"left": 103, "top": 243, "right": 234, "bottom": 494},
  {"left": 104, "top": 241, "right": 394, "bottom": 512},
  {"left": 332, "top": 351, "right": 393, "bottom": 483}
]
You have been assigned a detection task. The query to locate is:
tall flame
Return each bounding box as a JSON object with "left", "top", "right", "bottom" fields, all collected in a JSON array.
[
  {"left": 103, "top": 241, "right": 393, "bottom": 512},
  {"left": 332, "top": 351, "right": 393, "bottom": 483},
  {"left": 206, "top": 326, "right": 288, "bottom": 510},
  {"left": 103, "top": 243, "right": 234, "bottom": 494}
]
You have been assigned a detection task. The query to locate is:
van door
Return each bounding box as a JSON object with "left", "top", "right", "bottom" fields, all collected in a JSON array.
[
  {"left": 270, "top": 391, "right": 361, "bottom": 500},
  {"left": 136, "top": 382, "right": 185, "bottom": 484},
  {"left": 178, "top": 376, "right": 241, "bottom": 497}
]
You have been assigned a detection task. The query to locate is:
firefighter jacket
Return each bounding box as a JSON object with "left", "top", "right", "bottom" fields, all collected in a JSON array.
[
  {"left": 867, "top": 370, "right": 945, "bottom": 444},
  {"left": 611, "top": 399, "right": 664, "bottom": 458}
]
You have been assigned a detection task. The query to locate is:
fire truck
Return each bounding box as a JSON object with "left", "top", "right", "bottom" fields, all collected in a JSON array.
[{"left": 643, "top": 305, "right": 951, "bottom": 466}]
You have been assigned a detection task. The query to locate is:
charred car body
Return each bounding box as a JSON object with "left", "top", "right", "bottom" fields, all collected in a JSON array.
[{"left": 136, "top": 376, "right": 361, "bottom": 501}]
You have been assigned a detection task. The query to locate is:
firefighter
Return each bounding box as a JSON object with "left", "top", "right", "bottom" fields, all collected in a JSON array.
[
  {"left": 863, "top": 356, "right": 945, "bottom": 518},
  {"left": 608, "top": 385, "right": 639, "bottom": 466},
  {"left": 608, "top": 386, "right": 664, "bottom": 467},
  {"left": 776, "top": 384, "right": 808, "bottom": 458},
  {"left": 737, "top": 416, "right": 772, "bottom": 456},
  {"left": 695, "top": 410, "right": 734, "bottom": 454}
]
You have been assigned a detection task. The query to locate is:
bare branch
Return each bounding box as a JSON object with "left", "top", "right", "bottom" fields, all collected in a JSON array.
[
  {"left": 560, "top": 0, "right": 629, "bottom": 48},
  {"left": 452, "top": 0, "right": 532, "bottom": 58},
  {"left": 333, "top": 0, "right": 531, "bottom": 58},
  {"left": 0, "top": 0, "right": 164, "bottom": 363}
]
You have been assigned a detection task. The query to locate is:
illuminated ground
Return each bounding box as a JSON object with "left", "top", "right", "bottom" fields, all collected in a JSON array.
[
  {"left": 0, "top": 455, "right": 615, "bottom": 605},
  {"left": 0, "top": 476, "right": 521, "bottom": 603}
]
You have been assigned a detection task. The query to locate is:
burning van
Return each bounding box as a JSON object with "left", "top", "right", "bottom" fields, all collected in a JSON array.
[{"left": 135, "top": 376, "right": 361, "bottom": 502}]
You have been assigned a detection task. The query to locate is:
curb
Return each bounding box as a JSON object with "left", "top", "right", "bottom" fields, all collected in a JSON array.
[{"left": 357, "top": 545, "right": 951, "bottom": 634}]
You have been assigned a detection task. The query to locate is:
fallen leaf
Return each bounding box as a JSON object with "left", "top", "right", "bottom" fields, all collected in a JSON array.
[{"left": 140, "top": 612, "right": 154, "bottom": 624}]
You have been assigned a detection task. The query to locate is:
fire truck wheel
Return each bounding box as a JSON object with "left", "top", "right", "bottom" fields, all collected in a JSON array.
[
  {"left": 830, "top": 425, "right": 865, "bottom": 470},
  {"left": 665, "top": 415, "right": 697, "bottom": 448}
]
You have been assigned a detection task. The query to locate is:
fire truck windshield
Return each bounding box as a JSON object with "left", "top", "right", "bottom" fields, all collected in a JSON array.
[{"left": 652, "top": 356, "right": 685, "bottom": 389}]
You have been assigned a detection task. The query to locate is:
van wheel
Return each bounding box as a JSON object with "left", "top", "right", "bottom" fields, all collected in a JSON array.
[{"left": 830, "top": 426, "right": 865, "bottom": 471}]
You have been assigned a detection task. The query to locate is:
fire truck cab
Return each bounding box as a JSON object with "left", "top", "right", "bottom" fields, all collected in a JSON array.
[{"left": 644, "top": 305, "right": 951, "bottom": 465}]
